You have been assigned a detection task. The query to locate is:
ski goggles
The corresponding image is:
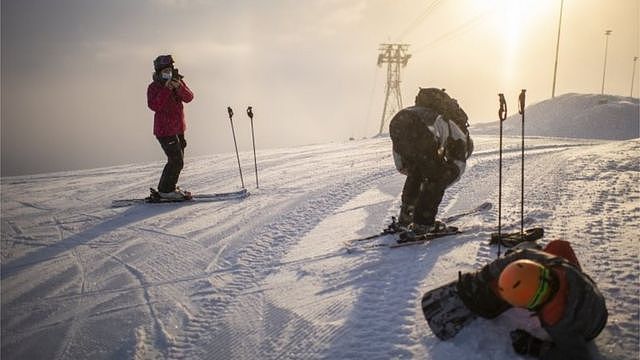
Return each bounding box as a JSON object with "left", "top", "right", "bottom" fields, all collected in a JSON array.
[{"left": 527, "top": 267, "right": 551, "bottom": 310}]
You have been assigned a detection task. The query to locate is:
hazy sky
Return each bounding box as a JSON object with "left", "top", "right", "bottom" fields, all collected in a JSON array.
[{"left": 2, "top": 0, "right": 638, "bottom": 176}]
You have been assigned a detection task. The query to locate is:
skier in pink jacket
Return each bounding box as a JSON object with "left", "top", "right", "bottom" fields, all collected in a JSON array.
[{"left": 147, "top": 55, "right": 194, "bottom": 199}]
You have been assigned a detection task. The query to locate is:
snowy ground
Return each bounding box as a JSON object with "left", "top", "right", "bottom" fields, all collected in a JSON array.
[{"left": 1, "top": 135, "right": 638, "bottom": 359}]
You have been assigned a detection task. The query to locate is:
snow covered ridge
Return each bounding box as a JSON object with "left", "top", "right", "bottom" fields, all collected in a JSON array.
[{"left": 473, "top": 93, "right": 639, "bottom": 140}]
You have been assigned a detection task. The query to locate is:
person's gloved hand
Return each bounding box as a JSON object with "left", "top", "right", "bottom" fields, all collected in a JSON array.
[
  {"left": 510, "top": 329, "right": 544, "bottom": 357},
  {"left": 392, "top": 150, "right": 408, "bottom": 175},
  {"left": 439, "top": 162, "right": 460, "bottom": 185},
  {"left": 456, "top": 271, "right": 510, "bottom": 318}
]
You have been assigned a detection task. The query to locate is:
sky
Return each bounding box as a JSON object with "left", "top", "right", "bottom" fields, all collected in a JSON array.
[{"left": 1, "top": 0, "right": 638, "bottom": 176}]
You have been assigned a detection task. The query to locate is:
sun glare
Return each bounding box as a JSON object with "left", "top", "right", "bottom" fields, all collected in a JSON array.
[
  {"left": 472, "top": 0, "right": 553, "bottom": 85},
  {"left": 503, "top": 0, "right": 526, "bottom": 82}
]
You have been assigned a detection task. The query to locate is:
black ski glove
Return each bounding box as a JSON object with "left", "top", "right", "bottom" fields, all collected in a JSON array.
[
  {"left": 440, "top": 162, "right": 459, "bottom": 185},
  {"left": 510, "top": 329, "right": 544, "bottom": 357},
  {"left": 178, "top": 134, "right": 187, "bottom": 149},
  {"left": 457, "top": 271, "right": 510, "bottom": 319}
]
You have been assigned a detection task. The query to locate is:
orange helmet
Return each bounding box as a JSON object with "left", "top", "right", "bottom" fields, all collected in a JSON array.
[{"left": 498, "top": 259, "right": 552, "bottom": 309}]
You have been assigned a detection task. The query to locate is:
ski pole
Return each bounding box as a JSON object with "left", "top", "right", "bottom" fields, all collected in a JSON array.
[
  {"left": 497, "top": 93, "right": 507, "bottom": 257},
  {"left": 247, "top": 106, "right": 259, "bottom": 189},
  {"left": 227, "top": 106, "right": 245, "bottom": 189},
  {"left": 518, "top": 89, "right": 526, "bottom": 238}
]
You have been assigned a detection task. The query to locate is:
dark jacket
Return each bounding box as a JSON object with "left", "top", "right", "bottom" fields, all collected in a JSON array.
[
  {"left": 458, "top": 249, "right": 608, "bottom": 360},
  {"left": 389, "top": 106, "right": 473, "bottom": 184},
  {"left": 147, "top": 80, "right": 194, "bottom": 137}
]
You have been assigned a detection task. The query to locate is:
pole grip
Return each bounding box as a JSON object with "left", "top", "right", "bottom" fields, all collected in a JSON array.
[
  {"left": 247, "top": 106, "right": 253, "bottom": 119},
  {"left": 498, "top": 93, "right": 507, "bottom": 121},
  {"left": 518, "top": 89, "right": 526, "bottom": 115},
  {"left": 227, "top": 106, "right": 234, "bottom": 118}
]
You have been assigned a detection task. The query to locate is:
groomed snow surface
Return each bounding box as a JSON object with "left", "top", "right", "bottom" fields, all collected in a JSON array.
[{"left": 2, "top": 134, "right": 638, "bottom": 359}]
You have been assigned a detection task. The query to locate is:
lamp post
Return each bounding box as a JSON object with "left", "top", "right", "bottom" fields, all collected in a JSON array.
[
  {"left": 631, "top": 56, "right": 638, "bottom": 97},
  {"left": 551, "top": 0, "right": 564, "bottom": 98},
  {"left": 601, "top": 30, "right": 612, "bottom": 95}
]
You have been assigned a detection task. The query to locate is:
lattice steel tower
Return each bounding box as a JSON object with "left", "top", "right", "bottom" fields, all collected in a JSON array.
[{"left": 377, "top": 44, "right": 411, "bottom": 135}]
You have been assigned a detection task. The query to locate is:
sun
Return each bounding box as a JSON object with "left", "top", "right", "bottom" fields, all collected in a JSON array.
[{"left": 470, "top": 0, "right": 555, "bottom": 84}]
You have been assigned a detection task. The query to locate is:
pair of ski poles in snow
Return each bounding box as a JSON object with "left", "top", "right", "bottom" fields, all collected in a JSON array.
[
  {"left": 226, "top": 106, "right": 259, "bottom": 189},
  {"left": 496, "top": 89, "right": 526, "bottom": 257}
]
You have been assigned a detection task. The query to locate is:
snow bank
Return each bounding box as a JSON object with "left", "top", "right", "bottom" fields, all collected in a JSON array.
[{"left": 473, "top": 93, "right": 639, "bottom": 140}]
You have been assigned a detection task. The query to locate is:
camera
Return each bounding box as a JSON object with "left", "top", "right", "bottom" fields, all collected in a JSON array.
[{"left": 172, "top": 68, "right": 183, "bottom": 80}]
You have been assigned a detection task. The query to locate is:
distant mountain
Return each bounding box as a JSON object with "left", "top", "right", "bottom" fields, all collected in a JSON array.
[{"left": 472, "top": 93, "right": 639, "bottom": 140}]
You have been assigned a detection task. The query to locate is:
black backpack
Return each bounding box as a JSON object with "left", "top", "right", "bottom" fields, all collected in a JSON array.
[{"left": 415, "top": 88, "right": 469, "bottom": 135}]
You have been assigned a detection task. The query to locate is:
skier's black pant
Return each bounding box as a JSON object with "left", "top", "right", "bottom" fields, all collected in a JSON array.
[
  {"left": 402, "top": 172, "right": 448, "bottom": 226},
  {"left": 157, "top": 134, "right": 186, "bottom": 193}
]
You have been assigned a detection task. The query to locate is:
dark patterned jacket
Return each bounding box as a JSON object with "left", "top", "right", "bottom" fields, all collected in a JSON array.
[
  {"left": 458, "top": 248, "right": 608, "bottom": 360},
  {"left": 389, "top": 106, "right": 473, "bottom": 184}
]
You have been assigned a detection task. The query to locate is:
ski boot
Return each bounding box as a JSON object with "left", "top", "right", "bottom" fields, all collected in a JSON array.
[
  {"left": 408, "top": 220, "right": 448, "bottom": 236},
  {"left": 151, "top": 187, "right": 192, "bottom": 202},
  {"left": 398, "top": 220, "right": 454, "bottom": 243},
  {"left": 397, "top": 204, "right": 414, "bottom": 227}
]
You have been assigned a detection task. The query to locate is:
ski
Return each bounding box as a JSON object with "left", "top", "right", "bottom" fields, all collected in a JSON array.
[
  {"left": 489, "top": 227, "right": 544, "bottom": 247},
  {"left": 191, "top": 188, "right": 249, "bottom": 199},
  {"left": 111, "top": 188, "right": 249, "bottom": 208},
  {"left": 344, "top": 217, "right": 403, "bottom": 244},
  {"left": 441, "top": 202, "right": 492, "bottom": 223},
  {"left": 346, "top": 227, "right": 461, "bottom": 252},
  {"left": 391, "top": 226, "right": 461, "bottom": 248},
  {"left": 345, "top": 201, "right": 491, "bottom": 246}
]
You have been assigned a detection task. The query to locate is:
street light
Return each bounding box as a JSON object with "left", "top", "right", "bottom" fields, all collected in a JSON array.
[
  {"left": 601, "top": 30, "right": 612, "bottom": 95},
  {"left": 551, "top": 0, "right": 564, "bottom": 98},
  {"left": 631, "top": 56, "right": 638, "bottom": 97}
]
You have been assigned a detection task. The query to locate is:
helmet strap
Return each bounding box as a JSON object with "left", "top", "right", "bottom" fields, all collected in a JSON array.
[{"left": 528, "top": 267, "right": 559, "bottom": 311}]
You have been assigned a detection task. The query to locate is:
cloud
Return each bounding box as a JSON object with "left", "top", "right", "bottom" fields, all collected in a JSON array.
[
  {"left": 85, "top": 40, "right": 252, "bottom": 66},
  {"left": 314, "top": 0, "right": 368, "bottom": 37},
  {"left": 146, "top": 0, "right": 205, "bottom": 7},
  {"left": 172, "top": 41, "right": 253, "bottom": 63},
  {"left": 87, "top": 41, "right": 156, "bottom": 62},
  {"left": 323, "top": 0, "right": 367, "bottom": 26}
]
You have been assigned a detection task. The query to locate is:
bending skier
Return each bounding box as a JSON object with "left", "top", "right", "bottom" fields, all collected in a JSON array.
[
  {"left": 455, "top": 240, "right": 608, "bottom": 359},
  {"left": 389, "top": 88, "right": 473, "bottom": 233},
  {"left": 147, "top": 54, "right": 194, "bottom": 200}
]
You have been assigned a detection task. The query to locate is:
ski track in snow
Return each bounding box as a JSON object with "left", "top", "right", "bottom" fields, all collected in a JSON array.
[{"left": 1, "top": 136, "right": 638, "bottom": 360}]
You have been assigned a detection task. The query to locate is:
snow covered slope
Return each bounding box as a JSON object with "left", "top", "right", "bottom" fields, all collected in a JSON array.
[
  {"left": 1, "top": 136, "right": 638, "bottom": 359},
  {"left": 473, "top": 93, "right": 639, "bottom": 140}
]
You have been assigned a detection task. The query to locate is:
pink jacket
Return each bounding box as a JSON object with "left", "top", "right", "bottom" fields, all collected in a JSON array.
[{"left": 147, "top": 80, "right": 194, "bottom": 137}]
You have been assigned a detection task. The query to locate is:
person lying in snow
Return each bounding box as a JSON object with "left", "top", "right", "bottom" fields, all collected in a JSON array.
[
  {"left": 389, "top": 87, "right": 473, "bottom": 233},
  {"left": 456, "top": 240, "right": 608, "bottom": 359}
]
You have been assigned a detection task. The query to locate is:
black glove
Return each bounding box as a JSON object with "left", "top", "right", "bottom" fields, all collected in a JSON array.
[
  {"left": 510, "top": 329, "right": 544, "bottom": 357},
  {"left": 456, "top": 271, "right": 510, "bottom": 319},
  {"left": 442, "top": 162, "right": 460, "bottom": 185}
]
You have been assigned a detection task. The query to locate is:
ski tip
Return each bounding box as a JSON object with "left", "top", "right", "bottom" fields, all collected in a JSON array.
[{"left": 481, "top": 201, "right": 493, "bottom": 210}]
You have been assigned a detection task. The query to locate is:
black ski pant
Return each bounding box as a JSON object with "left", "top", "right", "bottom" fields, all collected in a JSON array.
[
  {"left": 401, "top": 171, "right": 448, "bottom": 226},
  {"left": 157, "top": 134, "right": 186, "bottom": 193}
]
